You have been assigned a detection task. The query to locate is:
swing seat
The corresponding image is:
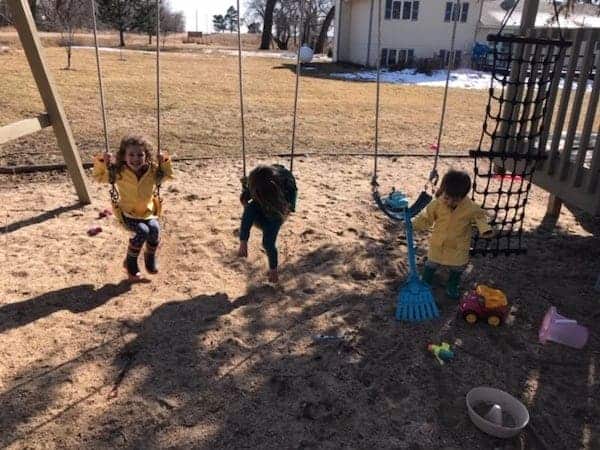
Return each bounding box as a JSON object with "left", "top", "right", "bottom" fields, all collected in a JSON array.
[
  {"left": 111, "top": 195, "right": 162, "bottom": 226},
  {"left": 373, "top": 188, "right": 432, "bottom": 221}
]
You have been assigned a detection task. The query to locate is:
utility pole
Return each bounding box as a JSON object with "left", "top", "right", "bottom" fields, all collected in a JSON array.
[{"left": 195, "top": 9, "right": 198, "bottom": 32}]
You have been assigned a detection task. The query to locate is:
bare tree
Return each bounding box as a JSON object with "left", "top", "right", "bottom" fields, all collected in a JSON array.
[
  {"left": 249, "top": 0, "right": 333, "bottom": 50},
  {"left": 259, "top": 0, "right": 276, "bottom": 49},
  {"left": 40, "top": 0, "right": 88, "bottom": 69},
  {"left": 314, "top": 4, "right": 333, "bottom": 54}
]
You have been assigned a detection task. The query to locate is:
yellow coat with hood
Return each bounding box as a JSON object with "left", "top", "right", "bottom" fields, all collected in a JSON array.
[
  {"left": 413, "top": 196, "right": 492, "bottom": 267},
  {"left": 92, "top": 154, "right": 174, "bottom": 220}
]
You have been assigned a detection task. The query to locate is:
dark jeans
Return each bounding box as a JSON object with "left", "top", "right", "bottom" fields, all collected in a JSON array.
[
  {"left": 240, "top": 201, "right": 282, "bottom": 269},
  {"left": 123, "top": 216, "right": 160, "bottom": 248}
]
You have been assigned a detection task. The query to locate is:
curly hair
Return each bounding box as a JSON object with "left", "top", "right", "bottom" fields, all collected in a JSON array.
[
  {"left": 248, "top": 165, "right": 290, "bottom": 220},
  {"left": 435, "top": 169, "right": 471, "bottom": 199},
  {"left": 114, "top": 134, "right": 154, "bottom": 173}
]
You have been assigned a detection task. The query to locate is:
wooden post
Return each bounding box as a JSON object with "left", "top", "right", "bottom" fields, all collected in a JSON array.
[
  {"left": 7, "top": 0, "right": 91, "bottom": 204},
  {"left": 546, "top": 194, "right": 563, "bottom": 218},
  {"left": 492, "top": 0, "right": 539, "bottom": 162}
]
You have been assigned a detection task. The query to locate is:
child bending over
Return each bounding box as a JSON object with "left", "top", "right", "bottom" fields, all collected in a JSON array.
[{"left": 238, "top": 164, "right": 297, "bottom": 283}]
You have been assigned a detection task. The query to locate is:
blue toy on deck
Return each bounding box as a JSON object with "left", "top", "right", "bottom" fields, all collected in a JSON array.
[{"left": 378, "top": 189, "right": 440, "bottom": 322}]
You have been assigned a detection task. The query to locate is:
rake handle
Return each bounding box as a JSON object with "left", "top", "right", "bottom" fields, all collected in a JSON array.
[{"left": 403, "top": 208, "right": 419, "bottom": 278}]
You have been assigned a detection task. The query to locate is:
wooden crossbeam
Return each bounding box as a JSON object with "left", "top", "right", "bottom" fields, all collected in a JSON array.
[{"left": 0, "top": 114, "right": 51, "bottom": 145}]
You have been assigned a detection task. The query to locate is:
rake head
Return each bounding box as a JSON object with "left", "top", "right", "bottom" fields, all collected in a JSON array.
[{"left": 395, "top": 276, "right": 439, "bottom": 322}]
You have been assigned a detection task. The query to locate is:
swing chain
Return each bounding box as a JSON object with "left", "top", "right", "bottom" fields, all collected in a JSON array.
[{"left": 108, "top": 164, "right": 119, "bottom": 205}]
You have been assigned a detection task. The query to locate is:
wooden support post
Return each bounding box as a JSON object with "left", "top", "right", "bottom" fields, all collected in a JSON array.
[
  {"left": 546, "top": 194, "right": 563, "bottom": 218},
  {"left": 7, "top": 0, "right": 91, "bottom": 204}
]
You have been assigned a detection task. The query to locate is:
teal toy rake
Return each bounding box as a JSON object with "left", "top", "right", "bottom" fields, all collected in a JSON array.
[{"left": 377, "top": 190, "right": 439, "bottom": 322}]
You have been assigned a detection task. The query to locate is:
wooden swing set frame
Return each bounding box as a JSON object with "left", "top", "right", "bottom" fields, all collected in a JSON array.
[{"left": 0, "top": 0, "right": 90, "bottom": 204}]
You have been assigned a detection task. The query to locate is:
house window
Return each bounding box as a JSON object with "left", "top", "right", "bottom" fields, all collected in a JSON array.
[
  {"left": 385, "top": 0, "right": 393, "bottom": 20},
  {"left": 412, "top": 1, "right": 419, "bottom": 20},
  {"left": 397, "top": 48, "right": 415, "bottom": 65},
  {"left": 439, "top": 49, "right": 462, "bottom": 67},
  {"left": 452, "top": 2, "right": 460, "bottom": 21},
  {"left": 381, "top": 48, "right": 389, "bottom": 67},
  {"left": 403, "top": 1, "right": 412, "bottom": 19},
  {"left": 399, "top": 49, "right": 407, "bottom": 64},
  {"left": 439, "top": 49, "right": 447, "bottom": 64},
  {"left": 388, "top": 49, "right": 397, "bottom": 65},
  {"left": 454, "top": 50, "right": 462, "bottom": 67},
  {"left": 392, "top": 1, "right": 402, "bottom": 19},
  {"left": 444, "top": 2, "right": 453, "bottom": 22},
  {"left": 461, "top": 2, "right": 469, "bottom": 22},
  {"left": 444, "top": 1, "right": 468, "bottom": 22}
]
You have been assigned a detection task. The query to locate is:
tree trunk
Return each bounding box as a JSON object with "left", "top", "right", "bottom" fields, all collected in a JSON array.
[
  {"left": 260, "top": 0, "right": 277, "bottom": 50},
  {"left": 315, "top": 6, "right": 335, "bottom": 54},
  {"left": 119, "top": 28, "right": 125, "bottom": 47},
  {"left": 67, "top": 45, "right": 72, "bottom": 69},
  {"left": 148, "top": 33, "right": 152, "bottom": 44}
]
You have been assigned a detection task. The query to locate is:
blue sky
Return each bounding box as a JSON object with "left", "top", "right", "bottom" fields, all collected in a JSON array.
[{"left": 169, "top": 0, "right": 247, "bottom": 32}]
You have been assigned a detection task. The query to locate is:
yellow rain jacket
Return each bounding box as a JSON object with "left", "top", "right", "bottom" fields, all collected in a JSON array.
[
  {"left": 92, "top": 154, "right": 174, "bottom": 221},
  {"left": 413, "top": 197, "right": 492, "bottom": 267}
]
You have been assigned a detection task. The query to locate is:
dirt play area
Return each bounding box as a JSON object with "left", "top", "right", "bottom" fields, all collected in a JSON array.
[
  {"left": 1, "top": 155, "right": 599, "bottom": 449},
  {"left": 1, "top": 29, "right": 600, "bottom": 449}
]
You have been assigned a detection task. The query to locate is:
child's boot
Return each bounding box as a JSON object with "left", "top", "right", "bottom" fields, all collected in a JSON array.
[
  {"left": 124, "top": 243, "right": 142, "bottom": 281},
  {"left": 446, "top": 270, "right": 462, "bottom": 299},
  {"left": 144, "top": 242, "right": 159, "bottom": 274},
  {"left": 421, "top": 265, "right": 436, "bottom": 285}
]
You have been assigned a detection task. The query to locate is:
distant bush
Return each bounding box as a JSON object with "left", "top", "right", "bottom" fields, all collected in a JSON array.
[{"left": 413, "top": 57, "right": 444, "bottom": 75}]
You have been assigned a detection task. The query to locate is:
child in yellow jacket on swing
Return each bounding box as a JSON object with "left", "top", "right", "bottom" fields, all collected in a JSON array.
[
  {"left": 93, "top": 134, "right": 173, "bottom": 280},
  {"left": 413, "top": 169, "right": 494, "bottom": 299}
]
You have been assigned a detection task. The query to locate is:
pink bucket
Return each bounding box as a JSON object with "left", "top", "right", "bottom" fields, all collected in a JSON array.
[{"left": 539, "top": 307, "right": 588, "bottom": 349}]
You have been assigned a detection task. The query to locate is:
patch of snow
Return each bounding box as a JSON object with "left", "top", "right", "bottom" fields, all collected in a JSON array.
[{"left": 330, "top": 68, "right": 593, "bottom": 91}]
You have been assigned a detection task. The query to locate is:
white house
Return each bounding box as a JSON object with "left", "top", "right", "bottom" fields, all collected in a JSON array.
[
  {"left": 333, "top": 0, "right": 485, "bottom": 68},
  {"left": 333, "top": 0, "right": 600, "bottom": 68}
]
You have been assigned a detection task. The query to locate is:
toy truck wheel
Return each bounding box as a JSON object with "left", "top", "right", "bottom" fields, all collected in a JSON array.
[
  {"left": 487, "top": 315, "right": 501, "bottom": 327},
  {"left": 464, "top": 312, "right": 478, "bottom": 324}
]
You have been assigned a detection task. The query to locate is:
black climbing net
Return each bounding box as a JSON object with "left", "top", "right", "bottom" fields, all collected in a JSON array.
[{"left": 470, "top": 33, "right": 571, "bottom": 256}]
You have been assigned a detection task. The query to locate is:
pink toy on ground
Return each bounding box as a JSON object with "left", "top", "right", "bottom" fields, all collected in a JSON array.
[{"left": 539, "top": 306, "right": 588, "bottom": 349}]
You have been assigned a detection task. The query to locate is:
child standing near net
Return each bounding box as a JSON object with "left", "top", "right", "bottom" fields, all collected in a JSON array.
[
  {"left": 237, "top": 164, "right": 297, "bottom": 283},
  {"left": 93, "top": 135, "right": 173, "bottom": 281},
  {"left": 413, "top": 169, "right": 494, "bottom": 299}
]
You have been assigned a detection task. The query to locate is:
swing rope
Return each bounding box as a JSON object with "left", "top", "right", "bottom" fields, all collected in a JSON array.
[
  {"left": 90, "top": 0, "right": 163, "bottom": 205},
  {"left": 155, "top": 0, "right": 163, "bottom": 198},
  {"left": 289, "top": 0, "right": 306, "bottom": 175},
  {"left": 237, "top": 0, "right": 304, "bottom": 182},
  {"left": 90, "top": 0, "right": 117, "bottom": 204},
  {"left": 371, "top": 0, "right": 438, "bottom": 220},
  {"left": 371, "top": 0, "right": 382, "bottom": 188},
  {"left": 235, "top": 0, "right": 247, "bottom": 180},
  {"left": 432, "top": 0, "right": 461, "bottom": 186}
]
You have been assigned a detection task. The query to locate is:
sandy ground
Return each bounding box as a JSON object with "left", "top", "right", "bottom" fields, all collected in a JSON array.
[{"left": 1, "top": 156, "right": 599, "bottom": 449}]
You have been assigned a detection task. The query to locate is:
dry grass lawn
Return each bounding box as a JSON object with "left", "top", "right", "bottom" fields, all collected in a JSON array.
[{"left": 1, "top": 29, "right": 493, "bottom": 167}]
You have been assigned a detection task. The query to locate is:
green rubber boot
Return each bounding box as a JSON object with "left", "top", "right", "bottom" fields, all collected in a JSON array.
[
  {"left": 421, "top": 265, "right": 436, "bottom": 285},
  {"left": 446, "top": 270, "right": 462, "bottom": 300}
]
